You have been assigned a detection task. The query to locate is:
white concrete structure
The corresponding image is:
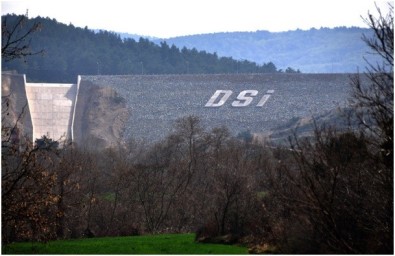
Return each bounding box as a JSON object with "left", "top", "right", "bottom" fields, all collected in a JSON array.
[
  {"left": 3, "top": 73, "right": 123, "bottom": 148},
  {"left": 24, "top": 76, "right": 81, "bottom": 143}
]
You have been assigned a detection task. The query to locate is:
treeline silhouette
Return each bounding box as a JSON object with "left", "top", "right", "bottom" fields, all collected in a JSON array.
[{"left": 2, "top": 14, "right": 279, "bottom": 82}]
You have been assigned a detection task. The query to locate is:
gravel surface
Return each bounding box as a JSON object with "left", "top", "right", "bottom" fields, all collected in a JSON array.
[{"left": 82, "top": 73, "right": 355, "bottom": 141}]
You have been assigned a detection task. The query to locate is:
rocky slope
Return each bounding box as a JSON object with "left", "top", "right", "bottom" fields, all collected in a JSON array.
[{"left": 73, "top": 80, "right": 129, "bottom": 149}]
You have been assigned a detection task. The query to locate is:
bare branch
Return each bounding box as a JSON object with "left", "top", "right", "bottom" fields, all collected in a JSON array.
[{"left": 1, "top": 14, "right": 44, "bottom": 62}]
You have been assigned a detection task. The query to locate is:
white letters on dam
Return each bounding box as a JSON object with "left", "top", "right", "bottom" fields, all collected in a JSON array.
[{"left": 2, "top": 72, "right": 355, "bottom": 147}]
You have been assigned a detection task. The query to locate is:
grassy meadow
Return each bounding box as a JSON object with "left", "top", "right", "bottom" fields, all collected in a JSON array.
[{"left": 3, "top": 233, "right": 248, "bottom": 254}]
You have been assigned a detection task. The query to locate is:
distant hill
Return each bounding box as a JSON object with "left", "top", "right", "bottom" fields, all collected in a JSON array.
[
  {"left": 93, "top": 29, "right": 159, "bottom": 41},
  {"left": 154, "top": 27, "right": 378, "bottom": 73}
]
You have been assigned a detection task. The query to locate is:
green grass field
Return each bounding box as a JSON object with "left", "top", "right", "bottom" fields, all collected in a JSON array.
[{"left": 3, "top": 233, "right": 248, "bottom": 254}]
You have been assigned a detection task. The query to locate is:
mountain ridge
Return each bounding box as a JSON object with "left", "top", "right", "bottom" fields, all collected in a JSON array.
[{"left": 151, "top": 27, "right": 377, "bottom": 73}]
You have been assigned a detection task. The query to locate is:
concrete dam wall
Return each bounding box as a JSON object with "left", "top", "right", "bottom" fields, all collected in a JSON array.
[
  {"left": 2, "top": 73, "right": 127, "bottom": 148},
  {"left": 2, "top": 73, "right": 34, "bottom": 143},
  {"left": 25, "top": 81, "right": 79, "bottom": 142}
]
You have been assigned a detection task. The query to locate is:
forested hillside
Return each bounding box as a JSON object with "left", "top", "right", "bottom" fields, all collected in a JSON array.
[
  {"left": 158, "top": 27, "right": 378, "bottom": 73},
  {"left": 2, "top": 14, "right": 278, "bottom": 82}
]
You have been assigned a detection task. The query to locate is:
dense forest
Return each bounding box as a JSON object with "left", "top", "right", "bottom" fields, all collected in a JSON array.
[{"left": 1, "top": 14, "right": 280, "bottom": 83}]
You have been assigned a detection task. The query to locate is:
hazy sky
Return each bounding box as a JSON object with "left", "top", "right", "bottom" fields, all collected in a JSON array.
[{"left": 1, "top": 0, "right": 392, "bottom": 38}]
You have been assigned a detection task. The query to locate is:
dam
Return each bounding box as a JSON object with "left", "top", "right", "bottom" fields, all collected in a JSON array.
[
  {"left": 25, "top": 80, "right": 79, "bottom": 143},
  {"left": 2, "top": 72, "right": 128, "bottom": 148},
  {"left": 2, "top": 72, "right": 355, "bottom": 147},
  {"left": 2, "top": 73, "right": 80, "bottom": 145}
]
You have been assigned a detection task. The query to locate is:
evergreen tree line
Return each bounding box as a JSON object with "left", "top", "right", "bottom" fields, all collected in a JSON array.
[{"left": 2, "top": 14, "right": 279, "bottom": 83}]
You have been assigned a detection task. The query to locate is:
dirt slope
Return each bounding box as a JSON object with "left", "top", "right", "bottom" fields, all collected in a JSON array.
[{"left": 73, "top": 80, "right": 129, "bottom": 149}]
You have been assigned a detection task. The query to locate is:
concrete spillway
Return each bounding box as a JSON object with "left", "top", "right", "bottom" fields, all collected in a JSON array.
[
  {"left": 2, "top": 73, "right": 80, "bottom": 144},
  {"left": 2, "top": 73, "right": 126, "bottom": 148},
  {"left": 25, "top": 81, "right": 79, "bottom": 142}
]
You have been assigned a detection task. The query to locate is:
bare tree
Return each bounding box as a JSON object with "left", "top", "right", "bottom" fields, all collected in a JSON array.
[
  {"left": 256, "top": 4, "right": 393, "bottom": 253},
  {"left": 350, "top": 3, "right": 393, "bottom": 168},
  {"left": 1, "top": 91, "right": 59, "bottom": 244},
  {"left": 362, "top": 3, "right": 393, "bottom": 72},
  {"left": 263, "top": 5, "right": 393, "bottom": 253},
  {"left": 2, "top": 12, "right": 43, "bottom": 62},
  {"left": 2, "top": 136, "right": 59, "bottom": 244},
  {"left": 128, "top": 116, "right": 205, "bottom": 233}
]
